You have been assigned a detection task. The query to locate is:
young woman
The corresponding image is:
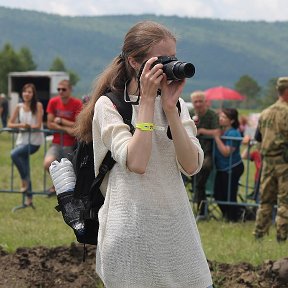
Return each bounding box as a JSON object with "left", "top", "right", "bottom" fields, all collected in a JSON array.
[
  {"left": 8, "top": 83, "right": 44, "bottom": 206},
  {"left": 74, "top": 21, "right": 213, "bottom": 288},
  {"left": 212, "top": 108, "right": 244, "bottom": 222}
]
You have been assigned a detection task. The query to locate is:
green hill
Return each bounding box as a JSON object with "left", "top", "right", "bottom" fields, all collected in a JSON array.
[{"left": 1, "top": 6, "right": 288, "bottom": 97}]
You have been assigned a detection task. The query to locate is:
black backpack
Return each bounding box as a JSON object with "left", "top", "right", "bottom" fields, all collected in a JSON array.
[
  {"left": 55, "top": 92, "right": 181, "bottom": 247},
  {"left": 55, "top": 92, "right": 134, "bottom": 246}
]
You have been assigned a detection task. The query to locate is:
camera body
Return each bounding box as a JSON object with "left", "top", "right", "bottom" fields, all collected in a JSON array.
[{"left": 139, "top": 56, "right": 195, "bottom": 81}]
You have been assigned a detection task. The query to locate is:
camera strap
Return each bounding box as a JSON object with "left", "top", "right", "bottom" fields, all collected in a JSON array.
[
  {"left": 123, "top": 78, "right": 181, "bottom": 140},
  {"left": 167, "top": 100, "right": 181, "bottom": 140},
  {"left": 124, "top": 80, "right": 140, "bottom": 105}
]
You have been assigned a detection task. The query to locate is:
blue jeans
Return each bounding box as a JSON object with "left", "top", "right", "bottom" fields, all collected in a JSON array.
[
  {"left": 1, "top": 110, "right": 8, "bottom": 127},
  {"left": 11, "top": 144, "right": 40, "bottom": 193}
]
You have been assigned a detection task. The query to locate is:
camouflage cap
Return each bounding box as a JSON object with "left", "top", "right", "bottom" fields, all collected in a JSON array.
[{"left": 276, "top": 77, "right": 288, "bottom": 90}]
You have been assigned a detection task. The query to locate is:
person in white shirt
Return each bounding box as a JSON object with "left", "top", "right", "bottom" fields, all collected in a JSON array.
[
  {"left": 8, "top": 83, "right": 44, "bottom": 206},
  {"left": 73, "top": 20, "right": 213, "bottom": 288}
]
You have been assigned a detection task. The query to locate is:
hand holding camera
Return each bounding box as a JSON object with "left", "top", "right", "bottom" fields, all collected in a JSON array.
[
  {"left": 139, "top": 56, "right": 164, "bottom": 101},
  {"left": 139, "top": 56, "right": 195, "bottom": 81},
  {"left": 138, "top": 56, "right": 196, "bottom": 112}
]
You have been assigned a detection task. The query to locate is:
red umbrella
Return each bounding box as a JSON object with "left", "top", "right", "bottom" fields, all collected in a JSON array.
[{"left": 205, "top": 86, "right": 245, "bottom": 101}]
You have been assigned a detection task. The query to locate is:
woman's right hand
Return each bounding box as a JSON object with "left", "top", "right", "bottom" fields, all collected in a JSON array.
[
  {"left": 139, "top": 57, "right": 164, "bottom": 103},
  {"left": 127, "top": 57, "right": 162, "bottom": 174}
]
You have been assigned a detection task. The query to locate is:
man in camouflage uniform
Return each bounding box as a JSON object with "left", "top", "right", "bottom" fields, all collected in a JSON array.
[
  {"left": 253, "top": 77, "right": 288, "bottom": 242},
  {"left": 190, "top": 91, "right": 220, "bottom": 220}
]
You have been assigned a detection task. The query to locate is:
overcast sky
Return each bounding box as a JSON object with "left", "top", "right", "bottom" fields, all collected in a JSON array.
[{"left": 0, "top": 0, "right": 287, "bottom": 22}]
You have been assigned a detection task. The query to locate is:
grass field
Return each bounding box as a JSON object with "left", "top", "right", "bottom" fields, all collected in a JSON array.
[{"left": 0, "top": 128, "right": 286, "bottom": 266}]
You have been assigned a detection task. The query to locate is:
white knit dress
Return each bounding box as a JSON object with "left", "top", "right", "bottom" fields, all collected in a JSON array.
[{"left": 92, "top": 95, "right": 213, "bottom": 288}]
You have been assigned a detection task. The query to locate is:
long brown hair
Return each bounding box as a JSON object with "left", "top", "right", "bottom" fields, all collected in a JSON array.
[
  {"left": 22, "top": 83, "right": 38, "bottom": 114},
  {"left": 73, "top": 21, "right": 176, "bottom": 143},
  {"left": 222, "top": 108, "right": 240, "bottom": 129}
]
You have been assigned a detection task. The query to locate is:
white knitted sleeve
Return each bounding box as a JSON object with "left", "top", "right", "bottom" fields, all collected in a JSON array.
[{"left": 93, "top": 96, "right": 132, "bottom": 169}]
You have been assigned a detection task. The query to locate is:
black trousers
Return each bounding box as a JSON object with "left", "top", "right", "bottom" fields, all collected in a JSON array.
[
  {"left": 214, "top": 162, "right": 244, "bottom": 222},
  {"left": 192, "top": 154, "right": 213, "bottom": 215}
]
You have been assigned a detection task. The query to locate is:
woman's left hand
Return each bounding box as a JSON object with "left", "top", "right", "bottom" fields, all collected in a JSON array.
[{"left": 160, "top": 75, "right": 185, "bottom": 113}]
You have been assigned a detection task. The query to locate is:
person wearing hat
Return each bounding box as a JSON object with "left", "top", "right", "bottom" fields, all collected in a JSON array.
[{"left": 253, "top": 76, "right": 288, "bottom": 242}]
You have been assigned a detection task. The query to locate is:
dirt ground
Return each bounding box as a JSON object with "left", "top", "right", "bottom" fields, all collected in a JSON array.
[{"left": 0, "top": 243, "right": 287, "bottom": 288}]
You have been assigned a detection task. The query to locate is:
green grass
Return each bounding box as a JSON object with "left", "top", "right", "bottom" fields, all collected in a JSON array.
[
  {"left": 0, "top": 193, "right": 75, "bottom": 252},
  {"left": 0, "top": 129, "right": 286, "bottom": 266},
  {"left": 198, "top": 220, "right": 286, "bottom": 265},
  {"left": 0, "top": 130, "right": 53, "bottom": 192}
]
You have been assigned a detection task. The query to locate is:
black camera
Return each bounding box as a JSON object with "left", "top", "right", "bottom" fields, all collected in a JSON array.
[{"left": 139, "top": 56, "right": 195, "bottom": 81}]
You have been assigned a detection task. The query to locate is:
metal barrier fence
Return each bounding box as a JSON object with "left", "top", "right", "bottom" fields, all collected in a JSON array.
[
  {"left": 187, "top": 135, "right": 259, "bottom": 220},
  {"left": 0, "top": 128, "right": 258, "bottom": 217},
  {"left": 0, "top": 127, "right": 64, "bottom": 212}
]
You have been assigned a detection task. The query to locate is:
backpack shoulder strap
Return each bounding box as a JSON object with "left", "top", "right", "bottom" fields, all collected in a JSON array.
[
  {"left": 105, "top": 92, "right": 135, "bottom": 134},
  {"left": 72, "top": 141, "right": 94, "bottom": 199},
  {"left": 91, "top": 91, "right": 134, "bottom": 188},
  {"left": 84, "top": 92, "right": 134, "bottom": 219},
  {"left": 70, "top": 141, "right": 88, "bottom": 171}
]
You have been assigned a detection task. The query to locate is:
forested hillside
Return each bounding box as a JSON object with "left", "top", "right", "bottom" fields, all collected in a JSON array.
[{"left": 1, "top": 6, "right": 288, "bottom": 97}]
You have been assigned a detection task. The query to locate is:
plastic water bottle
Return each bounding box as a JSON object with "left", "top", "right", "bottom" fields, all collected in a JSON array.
[
  {"left": 49, "top": 158, "right": 85, "bottom": 235},
  {"left": 49, "top": 158, "right": 76, "bottom": 195}
]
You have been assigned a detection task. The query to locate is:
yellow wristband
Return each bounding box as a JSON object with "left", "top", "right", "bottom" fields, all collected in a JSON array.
[{"left": 136, "top": 122, "right": 154, "bottom": 131}]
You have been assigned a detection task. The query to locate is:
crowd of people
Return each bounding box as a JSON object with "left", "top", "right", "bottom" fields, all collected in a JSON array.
[
  {"left": 6, "top": 80, "right": 82, "bottom": 205},
  {"left": 187, "top": 77, "right": 288, "bottom": 244},
  {"left": 1, "top": 19, "right": 288, "bottom": 288}
]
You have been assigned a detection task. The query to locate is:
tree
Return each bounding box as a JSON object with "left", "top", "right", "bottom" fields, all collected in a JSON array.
[
  {"left": 234, "top": 75, "right": 261, "bottom": 109},
  {"left": 0, "top": 43, "right": 23, "bottom": 94},
  {"left": 49, "top": 57, "right": 66, "bottom": 71},
  {"left": 261, "top": 78, "right": 278, "bottom": 109},
  {"left": 49, "top": 57, "right": 80, "bottom": 87},
  {"left": 0, "top": 43, "right": 37, "bottom": 94},
  {"left": 66, "top": 69, "right": 80, "bottom": 87},
  {"left": 18, "top": 47, "right": 37, "bottom": 71}
]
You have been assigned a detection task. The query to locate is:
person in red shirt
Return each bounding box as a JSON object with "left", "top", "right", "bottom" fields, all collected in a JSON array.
[{"left": 43, "top": 79, "right": 82, "bottom": 196}]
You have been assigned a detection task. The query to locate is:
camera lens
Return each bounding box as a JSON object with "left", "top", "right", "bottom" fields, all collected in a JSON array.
[
  {"left": 164, "top": 61, "right": 195, "bottom": 80},
  {"left": 138, "top": 57, "right": 196, "bottom": 81},
  {"left": 175, "top": 62, "right": 195, "bottom": 79}
]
